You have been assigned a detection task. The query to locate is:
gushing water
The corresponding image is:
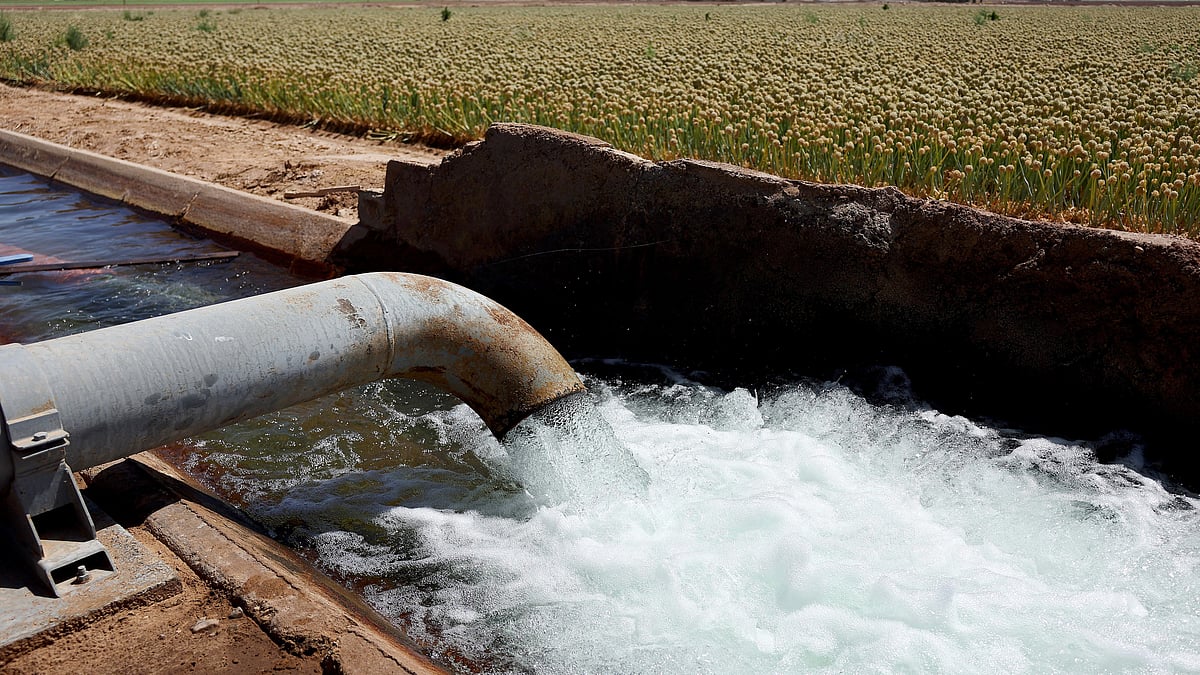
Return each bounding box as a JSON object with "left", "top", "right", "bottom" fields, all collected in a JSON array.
[
  {"left": 4, "top": 165, "right": 1195, "bottom": 674},
  {"left": 502, "top": 392, "right": 650, "bottom": 505},
  {"left": 189, "top": 371, "right": 1200, "bottom": 675}
]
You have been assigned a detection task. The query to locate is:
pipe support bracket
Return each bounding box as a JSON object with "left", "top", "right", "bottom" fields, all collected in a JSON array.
[
  {"left": 0, "top": 273, "right": 581, "bottom": 597},
  {"left": 0, "top": 344, "right": 112, "bottom": 597}
]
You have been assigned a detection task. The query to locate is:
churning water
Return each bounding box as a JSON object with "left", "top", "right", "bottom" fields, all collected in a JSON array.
[
  {"left": 3, "top": 167, "right": 1197, "bottom": 674},
  {"left": 180, "top": 368, "right": 1200, "bottom": 675}
]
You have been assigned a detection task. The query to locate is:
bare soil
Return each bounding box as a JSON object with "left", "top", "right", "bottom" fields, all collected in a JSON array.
[
  {"left": 0, "top": 82, "right": 446, "bottom": 221},
  {"left": 1, "top": 526, "right": 323, "bottom": 675}
]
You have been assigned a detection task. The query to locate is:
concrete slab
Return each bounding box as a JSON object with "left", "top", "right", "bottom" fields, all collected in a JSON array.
[
  {"left": 81, "top": 455, "right": 446, "bottom": 675},
  {"left": 0, "top": 128, "right": 353, "bottom": 276},
  {"left": 0, "top": 498, "right": 182, "bottom": 656}
]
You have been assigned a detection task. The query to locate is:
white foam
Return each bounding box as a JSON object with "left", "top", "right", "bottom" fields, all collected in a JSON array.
[
  {"left": 202, "top": 376, "right": 1200, "bottom": 674},
  {"left": 502, "top": 393, "right": 650, "bottom": 505}
]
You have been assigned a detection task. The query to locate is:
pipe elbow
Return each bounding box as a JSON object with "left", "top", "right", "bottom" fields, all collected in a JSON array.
[
  {"left": 0, "top": 272, "right": 582, "bottom": 490},
  {"left": 355, "top": 273, "right": 585, "bottom": 437}
]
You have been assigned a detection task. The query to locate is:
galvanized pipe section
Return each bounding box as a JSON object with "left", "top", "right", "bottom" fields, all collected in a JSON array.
[{"left": 0, "top": 272, "right": 584, "bottom": 491}]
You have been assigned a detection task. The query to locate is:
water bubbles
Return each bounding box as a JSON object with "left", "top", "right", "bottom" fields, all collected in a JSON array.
[
  {"left": 391, "top": 377, "right": 1198, "bottom": 673},
  {"left": 180, "top": 370, "right": 1199, "bottom": 674},
  {"left": 698, "top": 387, "right": 763, "bottom": 431},
  {"left": 502, "top": 392, "right": 650, "bottom": 507}
]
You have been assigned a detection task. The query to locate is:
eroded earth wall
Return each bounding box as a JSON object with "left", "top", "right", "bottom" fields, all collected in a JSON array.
[{"left": 339, "top": 123, "right": 1200, "bottom": 463}]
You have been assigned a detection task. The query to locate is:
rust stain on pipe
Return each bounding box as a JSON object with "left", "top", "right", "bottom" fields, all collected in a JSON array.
[
  {"left": 360, "top": 273, "right": 585, "bottom": 437},
  {"left": 1, "top": 273, "right": 584, "bottom": 487}
]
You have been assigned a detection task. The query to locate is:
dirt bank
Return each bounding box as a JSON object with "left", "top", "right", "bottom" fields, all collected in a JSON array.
[
  {"left": 0, "top": 82, "right": 444, "bottom": 222},
  {"left": 2, "top": 520, "right": 323, "bottom": 675}
]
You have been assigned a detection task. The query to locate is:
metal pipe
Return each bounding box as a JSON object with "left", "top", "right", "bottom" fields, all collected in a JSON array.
[{"left": 0, "top": 272, "right": 585, "bottom": 491}]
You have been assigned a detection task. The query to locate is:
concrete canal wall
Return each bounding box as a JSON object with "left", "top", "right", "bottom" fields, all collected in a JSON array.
[
  {"left": 5, "top": 122, "right": 1198, "bottom": 466},
  {"left": 0, "top": 129, "right": 351, "bottom": 277},
  {"left": 342, "top": 123, "right": 1200, "bottom": 460}
]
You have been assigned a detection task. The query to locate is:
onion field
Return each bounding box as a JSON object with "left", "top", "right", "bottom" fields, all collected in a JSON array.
[{"left": 1, "top": 5, "right": 1198, "bottom": 233}]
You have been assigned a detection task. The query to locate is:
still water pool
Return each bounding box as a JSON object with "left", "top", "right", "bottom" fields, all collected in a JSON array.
[
  {"left": 0, "top": 166, "right": 299, "bottom": 338},
  {"left": 2, "top": 168, "right": 1197, "bottom": 674}
]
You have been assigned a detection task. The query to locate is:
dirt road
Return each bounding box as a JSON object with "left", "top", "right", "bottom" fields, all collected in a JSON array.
[{"left": 0, "top": 82, "right": 446, "bottom": 221}]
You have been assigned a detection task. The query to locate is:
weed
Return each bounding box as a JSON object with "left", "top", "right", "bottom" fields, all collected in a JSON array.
[
  {"left": 1170, "top": 61, "right": 1198, "bottom": 82},
  {"left": 441, "top": 7, "right": 452, "bottom": 22},
  {"left": 198, "top": 9, "right": 210, "bottom": 18},
  {"left": 196, "top": 19, "right": 216, "bottom": 33},
  {"left": 882, "top": 3, "right": 889, "bottom": 9},
  {"left": 0, "top": 13, "right": 12, "bottom": 43},
  {"left": 122, "top": 10, "right": 145, "bottom": 21},
  {"left": 705, "top": 12, "right": 711, "bottom": 21},
  {"left": 63, "top": 25, "right": 88, "bottom": 50},
  {"left": 973, "top": 9, "right": 998, "bottom": 25}
]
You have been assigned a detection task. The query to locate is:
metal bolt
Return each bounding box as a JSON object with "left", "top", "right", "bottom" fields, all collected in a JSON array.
[
  {"left": 74, "top": 565, "right": 91, "bottom": 584},
  {"left": 31, "top": 432, "right": 46, "bottom": 442}
]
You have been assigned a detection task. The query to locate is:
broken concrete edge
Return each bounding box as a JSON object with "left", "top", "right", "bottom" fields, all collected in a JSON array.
[
  {"left": 0, "top": 578, "right": 182, "bottom": 664},
  {"left": 399, "top": 122, "right": 1185, "bottom": 262},
  {"left": 345, "top": 122, "right": 1200, "bottom": 461},
  {"left": 0, "top": 128, "right": 352, "bottom": 278},
  {"left": 80, "top": 454, "right": 446, "bottom": 675}
]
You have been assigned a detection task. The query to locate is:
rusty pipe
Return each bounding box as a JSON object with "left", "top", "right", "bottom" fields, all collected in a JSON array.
[{"left": 0, "top": 272, "right": 584, "bottom": 491}]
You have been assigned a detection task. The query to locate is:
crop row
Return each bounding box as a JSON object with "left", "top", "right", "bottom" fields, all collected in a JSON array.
[{"left": 1, "top": 5, "right": 1198, "bottom": 233}]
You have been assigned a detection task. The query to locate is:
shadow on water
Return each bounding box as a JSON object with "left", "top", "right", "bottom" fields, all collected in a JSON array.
[{"left": 834, "top": 363, "right": 1200, "bottom": 498}]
